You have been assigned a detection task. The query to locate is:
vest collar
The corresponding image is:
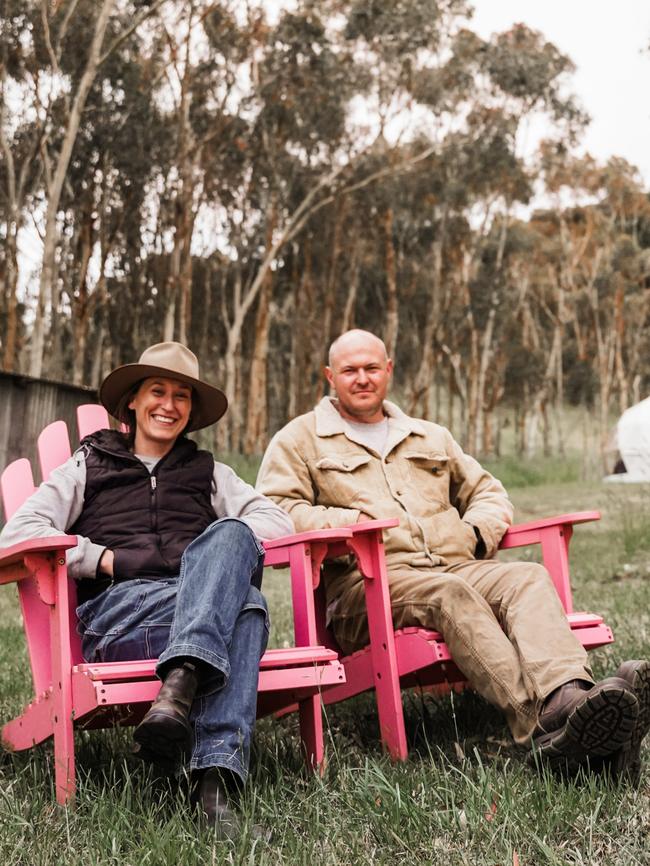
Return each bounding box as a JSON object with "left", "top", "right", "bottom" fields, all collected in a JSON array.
[{"left": 82, "top": 428, "right": 197, "bottom": 467}]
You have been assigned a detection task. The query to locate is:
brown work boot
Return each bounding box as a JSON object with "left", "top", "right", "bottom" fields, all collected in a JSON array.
[
  {"left": 192, "top": 768, "right": 268, "bottom": 841},
  {"left": 133, "top": 661, "right": 198, "bottom": 773},
  {"left": 596, "top": 660, "right": 650, "bottom": 785},
  {"left": 533, "top": 676, "right": 638, "bottom": 766},
  {"left": 193, "top": 768, "right": 242, "bottom": 840},
  {"left": 534, "top": 680, "right": 592, "bottom": 737}
]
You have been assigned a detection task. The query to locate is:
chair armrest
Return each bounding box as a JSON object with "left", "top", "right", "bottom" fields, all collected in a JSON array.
[
  {"left": 262, "top": 526, "right": 354, "bottom": 552},
  {"left": 349, "top": 518, "right": 400, "bottom": 534},
  {"left": 262, "top": 528, "right": 357, "bottom": 648},
  {"left": 499, "top": 512, "right": 600, "bottom": 615},
  {"left": 500, "top": 511, "right": 600, "bottom": 546},
  {"left": 0, "top": 536, "right": 78, "bottom": 583},
  {"left": 263, "top": 527, "right": 355, "bottom": 572}
]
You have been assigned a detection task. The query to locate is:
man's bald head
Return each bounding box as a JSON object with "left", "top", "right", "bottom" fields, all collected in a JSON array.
[
  {"left": 325, "top": 329, "right": 393, "bottom": 423},
  {"left": 328, "top": 329, "right": 389, "bottom": 369}
]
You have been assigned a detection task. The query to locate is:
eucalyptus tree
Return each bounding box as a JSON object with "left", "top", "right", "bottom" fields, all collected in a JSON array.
[
  {"left": 208, "top": 3, "right": 442, "bottom": 451},
  {"left": 393, "top": 20, "right": 588, "bottom": 452},
  {"left": 535, "top": 144, "right": 650, "bottom": 455},
  {"left": 0, "top": 0, "right": 171, "bottom": 379}
]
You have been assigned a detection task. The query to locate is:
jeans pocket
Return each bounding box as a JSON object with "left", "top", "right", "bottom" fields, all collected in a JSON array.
[
  {"left": 83, "top": 623, "right": 169, "bottom": 664},
  {"left": 77, "top": 581, "right": 150, "bottom": 637},
  {"left": 242, "top": 585, "right": 270, "bottom": 634}
]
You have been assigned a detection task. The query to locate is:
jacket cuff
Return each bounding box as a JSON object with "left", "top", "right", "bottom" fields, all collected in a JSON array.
[
  {"left": 67, "top": 539, "right": 106, "bottom": 581},
  {"left": 471, "top": 525, "right": 487, "bottom": 559},
  {"left": 469, "top": 517, "right": 500, "bottom": 559}
]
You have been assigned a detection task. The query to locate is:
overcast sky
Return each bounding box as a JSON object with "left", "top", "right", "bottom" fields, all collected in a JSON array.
[{"left": 470, "top": 0, "right": 650, "bottom": 189}]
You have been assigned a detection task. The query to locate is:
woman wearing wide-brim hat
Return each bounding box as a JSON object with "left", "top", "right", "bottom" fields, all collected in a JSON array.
[{"left": 0, "top": 342, "right": 293, "bottom": 837}]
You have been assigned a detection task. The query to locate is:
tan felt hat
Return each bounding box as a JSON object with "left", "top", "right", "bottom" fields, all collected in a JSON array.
[{"left": 99, "top": 342, "right": 228, "bottom": 431}]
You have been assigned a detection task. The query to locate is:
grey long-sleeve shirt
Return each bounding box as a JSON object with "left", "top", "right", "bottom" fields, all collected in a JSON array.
[{"left": 0, "top": 448, "right": 294, "bottom": 580}]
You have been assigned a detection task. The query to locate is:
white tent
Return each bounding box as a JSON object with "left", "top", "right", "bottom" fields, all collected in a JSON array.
[{"left": 604, "top": 396, "right": 650, "bottom": 483}]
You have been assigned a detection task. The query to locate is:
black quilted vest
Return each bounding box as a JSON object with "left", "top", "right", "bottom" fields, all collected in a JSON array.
[{"left": 72, "top": 429, "right": 216, "bottom": 602}]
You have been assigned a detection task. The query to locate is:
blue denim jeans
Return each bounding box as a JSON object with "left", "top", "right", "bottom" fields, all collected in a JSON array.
[{"left": 76, "top": 518, "right": 269, "bottom": 782}]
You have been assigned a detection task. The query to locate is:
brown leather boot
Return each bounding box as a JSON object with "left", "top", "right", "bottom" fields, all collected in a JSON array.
[
  {"left": 133, "top": 661, "right": 199, "bottom": 773},
  {"left": 192, "top": 768, "right": 269, "bottom": 842},
  {"left": 534, "top": 680, "right": 592, "bottom": 736},
  {"left": 193, "top": 768, "right": 242, "bottom": 840},
  {"left": 533, "top": 676, "right": 639, "bottom": 766},
  {"left": 596, "top": 660, "right": 650, "bottom": 785}
]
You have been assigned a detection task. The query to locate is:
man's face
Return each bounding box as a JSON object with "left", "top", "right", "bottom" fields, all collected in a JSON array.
[
  {"left": 325, "top": 338, "right": 393, "bottom": 423},
  {"left": 129, "top": 376, "right": 192, "bottom": 456}
]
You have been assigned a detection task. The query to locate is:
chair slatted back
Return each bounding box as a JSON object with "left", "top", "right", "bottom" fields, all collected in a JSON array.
[
  {"left": 77, "top": 404, "right": 111, "bottom": 440},
  {"left": 0, "top": 406, "right": 133, "bottom": 699},
  {"left": 34, "top": 422, "right": 85, "bottom": 668},
  {"left": 1, "top": 459, "right": 36, "bottom": 519},
  {"left": 38, "top": 420, "right": 72, "bottom": 482},
  {"left": 1, "top": 458, "right": 56, "bottom": 692}
]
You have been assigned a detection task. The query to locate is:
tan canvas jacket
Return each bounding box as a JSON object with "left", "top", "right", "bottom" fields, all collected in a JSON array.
[{"left": 257, "top": 397, "right": 514, "bottom": 604}]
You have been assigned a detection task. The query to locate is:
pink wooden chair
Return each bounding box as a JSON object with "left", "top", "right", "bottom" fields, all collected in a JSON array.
[
  {"left": 0, "top": 411, "right": 356, "bottom": 805},
  {"left": 287, "top": 513, "right": 615, "bottom": 761}
]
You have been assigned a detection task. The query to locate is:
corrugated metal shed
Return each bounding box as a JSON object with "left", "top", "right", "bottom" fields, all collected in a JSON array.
[{"left": 0, "top": 371, "right": 98, "bottom": 480}]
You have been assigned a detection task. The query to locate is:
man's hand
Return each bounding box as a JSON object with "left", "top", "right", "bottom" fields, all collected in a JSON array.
[
  {"left": 98, "top": 549, "right": 114, "bottom": 577},
  {"left": 472, "top": 526, "right": 486, "bottom": 559}
]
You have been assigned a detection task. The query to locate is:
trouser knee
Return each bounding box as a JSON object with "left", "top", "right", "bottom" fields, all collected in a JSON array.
[
  {"left": 499, "top": 562, "right": 558, "bottom": 607},
  {"left": 182, "top": 518, "right": 265, "bottom": 587},
  {"left": 196, "top": 517, "right": 263, "bottom": 554}
]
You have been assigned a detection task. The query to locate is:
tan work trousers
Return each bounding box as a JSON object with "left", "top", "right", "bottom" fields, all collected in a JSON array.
[{"left": 331, "top": 559, "right": 594, "bottom": 744}]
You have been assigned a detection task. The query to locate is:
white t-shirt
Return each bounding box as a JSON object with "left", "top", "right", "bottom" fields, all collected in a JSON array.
[
  {"left": 134, "top": 453, "right": 161, "bottom": 474},
  {"left": 343, "top": 417, "right": 390, "bottom": 457}
]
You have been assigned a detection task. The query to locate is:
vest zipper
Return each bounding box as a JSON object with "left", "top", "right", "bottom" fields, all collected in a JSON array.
[{"left": 151, "top": 473, "right": 158, "bottom": 533}]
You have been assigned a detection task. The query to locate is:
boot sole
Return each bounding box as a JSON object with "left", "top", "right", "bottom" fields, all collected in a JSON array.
[
  {"left": 605, "top": 660, "right": 650, "bottom": 783},
  {"left": 133, "top": 710, "right": 192, "bottom": 774},
  {"left": 618, "top": 659, "right": 650, "bottom": 750},
  {"left": 535, "top": 681, "right": 638, "bottom": 763}
]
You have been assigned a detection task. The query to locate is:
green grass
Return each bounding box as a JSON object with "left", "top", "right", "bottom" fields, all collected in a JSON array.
[
  {"left": 483, "top": 454, "right": 583, "bottom": 490},
  {"left": 3, "top": 469, "right": 650, "bottom": 864}
]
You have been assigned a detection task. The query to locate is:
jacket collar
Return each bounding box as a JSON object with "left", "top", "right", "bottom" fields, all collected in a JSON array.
[{"left": 314, "top": 396, "right": 427, "bottom": 453}]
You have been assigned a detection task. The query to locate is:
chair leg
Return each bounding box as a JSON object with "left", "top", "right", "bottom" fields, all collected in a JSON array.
[
  {"left": 348, "top": 531, "right": 409, "bottom": 761},
  {"left": 374, "top": 676, "right": 408, "bottom": 761},
  {"left": 298, "top": 694, "right": 325, "bottom": 773},
  {"left": 52, "top": 703, "right": 75, "bottom": 805},
  {"left": 50, "top": 568, "right": 76, "bottom": 805}
]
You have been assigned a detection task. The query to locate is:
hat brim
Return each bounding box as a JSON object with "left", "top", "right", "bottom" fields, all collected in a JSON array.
[{"left": 99, "top": 363, "right": 228, "bottom": 432}]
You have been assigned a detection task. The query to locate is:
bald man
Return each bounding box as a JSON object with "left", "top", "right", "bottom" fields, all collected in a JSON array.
[{"left": 257, "top": 329, "right": 650, "bottom": 780}]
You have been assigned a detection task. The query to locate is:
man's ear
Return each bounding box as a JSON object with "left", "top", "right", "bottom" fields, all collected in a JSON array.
[
  {"left": 386, "top": 358, "right": 394, "bottom": 376},
  {"left": 324, "top": 366, "right": 335, "bottom": 389}
]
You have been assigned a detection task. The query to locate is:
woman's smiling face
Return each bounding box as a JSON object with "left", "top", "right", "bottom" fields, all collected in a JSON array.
[{"left": 129, "top": 377, "right": 193, "bottom": 456}]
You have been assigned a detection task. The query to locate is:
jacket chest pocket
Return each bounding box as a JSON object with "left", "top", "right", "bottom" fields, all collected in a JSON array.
[
  {"left": 403, "top": 452, "right": 450, "bottom": 505},
  {"left": 313, "top": 453, "right": 372, "bottom": 504}
]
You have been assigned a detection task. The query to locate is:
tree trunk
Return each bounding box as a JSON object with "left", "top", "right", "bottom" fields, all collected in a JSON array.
[
  {"left": 383, "top": 207, "right": 398, "bottom": 358},
  {"left": 2, "top": 228, "right": 20, "bottom": 372},
  {"left": 409, "top": 219, "right": 446, "bottom": 417},
  {"left": 243, "top": 275, "right": 272, "bottom": 455},
  {"left": 341, "top": 235, "right": 361, "bottom": 333},
  {"left": 29, "top": 0, "right": 116, "bottom": 378},
  {"left": 71, "top": 203, "right": 95, "bottom": 385},
  {"left": 243, "top": 207, "right": 277, "bottom": 453}
]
